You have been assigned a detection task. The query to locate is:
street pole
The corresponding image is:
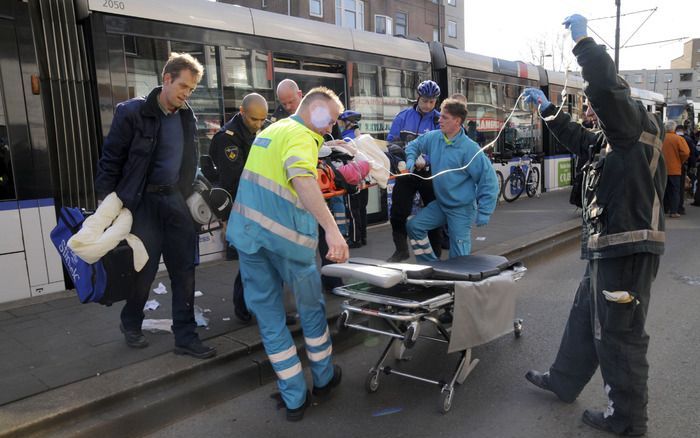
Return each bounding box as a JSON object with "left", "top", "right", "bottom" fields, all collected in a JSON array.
[
  {"left": 614, "top": 0, "right": 621, "bottom": 72},
  {"left": 437, "top": 0, "right": 441, "bottom": 42},
  {"left": 653, "top": 67, "right": 658, "bottom": 92}
]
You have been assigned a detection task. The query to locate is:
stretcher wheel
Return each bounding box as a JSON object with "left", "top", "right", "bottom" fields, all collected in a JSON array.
[
  {"left": 365, "top": 369, "right": 380, "bottom": 393},
  {"left": 336, "top": 310, "right": 349, "bottom": 332},
  {"left": 440, "top": 388, "right": 454, "bottom": 414},
  {"left": 403, "top": 322, "right": 419, "bottom": 349},
  {"left": 514, "top": 319, "right": 523, "bottom": 338}
]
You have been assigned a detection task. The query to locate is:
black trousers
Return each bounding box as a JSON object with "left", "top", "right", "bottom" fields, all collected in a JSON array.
[
  {"left": 664, "top": 175, "right": 681, "bottom": 214},
  {"left": 121, "top": 191, "right": 198, "bottom": 346},
  {"left": 390, "top": 174, "right": 442, "bottom": 253},
  {"left": 678, "top": 167, "right": 686, "bottom": 213},
  {"left": 318, "top": 225, "right": 343, "bottom": 292},
  {"left": 548, "top": 253, "right": 659, "bottom": 433},
  {"left": 346, "top": 190, "right": 368, "bottom": 243}
]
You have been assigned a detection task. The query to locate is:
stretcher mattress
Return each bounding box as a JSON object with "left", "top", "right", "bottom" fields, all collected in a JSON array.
[{"left": 322, "top": 255, "right": 511, "bottom": 288}]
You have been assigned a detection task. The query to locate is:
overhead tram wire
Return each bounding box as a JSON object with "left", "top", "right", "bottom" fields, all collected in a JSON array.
[{"left": 588, "top": 8, "right": 657, "bottom": 22}]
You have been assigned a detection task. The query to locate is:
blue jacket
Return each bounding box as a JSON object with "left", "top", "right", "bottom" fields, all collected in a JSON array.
[
  {"left": 405, "top": 130, "right": 498, "bottom": 220},
  {"left": 94, "top": 87, "right": 198, "bottom": 211},
  {"left": 387, "top": 105, "right": 440, "bottom": 142}
]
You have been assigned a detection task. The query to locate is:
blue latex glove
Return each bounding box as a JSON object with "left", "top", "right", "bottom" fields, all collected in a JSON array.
[
  {"left": 563, "top": 14, "right": 588, "bottom": 43},
  {"left": 405, "top": 160, "right": 415, "bottom": 173},
  {"left": 523, "top": 88, "right": 551, "bottom": 111},
  {"left": 475, "top": 213, "right": 489, "bottom": 227}
]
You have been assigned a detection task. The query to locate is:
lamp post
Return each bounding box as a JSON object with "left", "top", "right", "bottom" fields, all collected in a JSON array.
[
  {"left": 653, "top": 66, "right": 660, "bottom": 92},
  {"left": 614, "top": 0, "right": 621, "bottom": 72}
]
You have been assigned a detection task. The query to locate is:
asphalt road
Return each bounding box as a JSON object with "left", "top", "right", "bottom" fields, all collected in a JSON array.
[{"left": 148, "top": 212, "right": 700, "bottom": 438}]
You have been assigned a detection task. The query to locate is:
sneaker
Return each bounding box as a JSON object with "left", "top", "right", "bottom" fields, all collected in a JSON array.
[
  {"left": 312, "top": 365, "right": 342, "bottom": 398},
  {"left": 120, "top": 323, "right": 148, "bottom": 348},
  {"left": 670, "top": 213, "right": 681, "bottom": 218},
  {"left": 174, "top": 339, "right": 217, "bottom": 359},
  {"left": 286, "top": 391, "right": 310, "bottom": 422},
  {"left": 581, "top": 409, "right": 646, "bottom": 436}
]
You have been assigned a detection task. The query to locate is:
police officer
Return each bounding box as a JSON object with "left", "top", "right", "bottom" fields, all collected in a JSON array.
[
  {"left": 229, "top": 87, "right": 346, "bottom": 421},
  {"left": 386, "top": 80, "right": 443, "bottom": 262},
  {"left": 405, "top": 98, "right": 498, "bottom": 261},
  {"left": 523, "top": 14, "right": 666, "bottom": 436},
  {"left": 271, "top": 79, "right": 302, "bottom": 123},
  {"left": 209, "top": 93, "right": 268, "bottom": 322},
  {"left": 95, "top": 53, "right": 216, "bottom": 359}
]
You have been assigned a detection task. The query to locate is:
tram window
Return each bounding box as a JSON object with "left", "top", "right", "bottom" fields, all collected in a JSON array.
[
  {"left": 167, "top": 42, "right": 224, "bottom": 157},
  {"left": 124, "top": 37, "right": 169, "bottom": 98},
  {"left": 350, "top": 63, "right": 385, "bottom": 136},
  {"left": 221, "top": 47, "right": 274, "bottom": 123},
  {"left": 0, "top": 83, "right": 15, "bottom": 200}
]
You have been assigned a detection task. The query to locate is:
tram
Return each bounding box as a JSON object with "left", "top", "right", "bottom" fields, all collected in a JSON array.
[{"left": 0, "top": 0, "right": 661, "bottom": 303}]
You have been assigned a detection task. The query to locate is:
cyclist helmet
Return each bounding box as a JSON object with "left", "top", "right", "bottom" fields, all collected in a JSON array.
[
  {"left": 417, "top": 80, "right": 441, "bottom": 98},
  {"left": 339, "top": 110, "right": 362, "bottom": 123}
]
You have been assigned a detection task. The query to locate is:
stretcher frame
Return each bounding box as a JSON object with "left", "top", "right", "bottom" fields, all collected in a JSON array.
[{"left": 332, "top": 264, "right": 526, "bottom": 414}]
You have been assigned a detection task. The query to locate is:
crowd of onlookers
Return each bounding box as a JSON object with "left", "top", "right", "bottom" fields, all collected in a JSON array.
[{"left": 662, "top": 121, "right": 699, "bottom": 218}]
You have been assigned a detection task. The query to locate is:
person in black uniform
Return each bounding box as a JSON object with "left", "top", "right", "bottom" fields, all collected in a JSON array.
[
  {"left": 386, "top": 80, "right": 443, "bottom": 262},
  {"left": 522, "top": 14, "right": 666, "bottom": 436},
  {"left": 209, "top": 93, "right": 268, "bottom": 322}
]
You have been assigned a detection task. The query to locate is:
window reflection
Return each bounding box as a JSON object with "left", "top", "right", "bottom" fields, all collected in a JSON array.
[
  {"left": 0, "top": 81, "right": 15, "bottom": 200},
  {"left": 453, "top": 72, "right": 542, "bottom": 156}
]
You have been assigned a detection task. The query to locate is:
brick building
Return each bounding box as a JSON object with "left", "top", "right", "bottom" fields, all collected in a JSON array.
[{"left": 219, "top": 0, "right": 465, "bottom": 49}]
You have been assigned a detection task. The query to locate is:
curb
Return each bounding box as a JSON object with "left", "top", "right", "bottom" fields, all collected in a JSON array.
[{"left": 0, "top": 219, "right": 582, "bottom": 437}]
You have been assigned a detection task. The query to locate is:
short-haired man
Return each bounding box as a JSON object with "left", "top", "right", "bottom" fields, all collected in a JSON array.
[
  {"left": 209, "top": 93, "right": 268, "bottom": 322},
  {"left": 662, "top": 120, "right": 690, "bottom": 218},
  {"left": 271, "top": 79, "right": 303, "bottom": 122},
  {"left": 95, "top": 53, "right": 216, "bottom": 359},
  {"left": 405, "top": 98, "right": 499, "bottom": 261},
  {"left": 229, "top": 87, "right": 347, "bottom": 421}
]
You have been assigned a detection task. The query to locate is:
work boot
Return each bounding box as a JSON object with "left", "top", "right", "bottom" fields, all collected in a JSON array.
[
  {"left": 525, "top": 370, "right": 576, "bottom": 403},
  {"left": 174, "top": 338, "right": 217, "bottom": 359},
  {"left": 312, "top": 365, "right": 343, "bottom": 399},
  {"left": 387, "top": 231, "right": 410, "bottom": 262},
  {"left": 120, "top": 323, "right": 148, "bottom": 348},
  {"left": 286, "top": 391, "right": 311, "bottom": 422},
  {"left": 581, "top": 410, "right": 646, "bottom": 436}
]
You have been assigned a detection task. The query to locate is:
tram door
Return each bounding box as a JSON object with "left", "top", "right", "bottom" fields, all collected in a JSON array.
[
  {"left": 0, "top": 17, "right": 64, "bottom": 304},
  {"left": 273, "top": 68, "right": 387, "bottom": 224}
]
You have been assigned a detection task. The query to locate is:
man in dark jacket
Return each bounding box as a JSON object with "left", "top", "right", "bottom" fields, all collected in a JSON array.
[
  {"left": 94, "top": 53, "right": 216, "bottom": 359},
  {"left": 209, "top": 93, "right": 268, "bottom": 322},
  {"left": 522, "top": 15, "right": 665, "bottom": 436}
]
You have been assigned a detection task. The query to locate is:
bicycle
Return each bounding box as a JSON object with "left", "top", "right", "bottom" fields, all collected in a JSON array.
[{"left": 502, "top": 153, "right": 540, "bottom": 202}]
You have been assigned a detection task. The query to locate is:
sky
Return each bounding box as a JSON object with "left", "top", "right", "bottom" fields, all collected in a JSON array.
[{"left": 464, "top": 0, "right": 700, "bottom": 72}]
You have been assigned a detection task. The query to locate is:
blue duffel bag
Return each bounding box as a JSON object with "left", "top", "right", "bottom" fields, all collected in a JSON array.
[{"left": 50, "top": 207, "right": 134, "bottom": 305}]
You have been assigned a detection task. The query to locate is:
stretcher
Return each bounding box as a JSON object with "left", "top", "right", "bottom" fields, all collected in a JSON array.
[{"left": 321, "top": 254, "right": 526, "bottom": 414}]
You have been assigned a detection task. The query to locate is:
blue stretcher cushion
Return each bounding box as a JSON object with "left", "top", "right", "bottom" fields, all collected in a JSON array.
[
  {"left": 424, "top": 254, "right": 510, "bottom": 281},
  {"left": 348, "top": 257, "right": 434, "bottom": 279}
]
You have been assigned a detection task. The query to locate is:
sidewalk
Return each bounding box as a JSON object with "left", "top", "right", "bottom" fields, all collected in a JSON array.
[{"left": 0, "top": 189, "right": 579, "bottom": 407}]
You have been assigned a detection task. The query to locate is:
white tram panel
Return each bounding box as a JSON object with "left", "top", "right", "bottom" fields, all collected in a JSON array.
[{"left": 87, "top": 0, "right": 255, "bottom": 35}]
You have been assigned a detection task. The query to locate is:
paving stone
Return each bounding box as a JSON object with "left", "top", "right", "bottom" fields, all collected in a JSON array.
[
  {"left": 8, "top": 302, "right": 55, "bottom": 317},
  {"left": 0, "top": 373, "right": 49, "bottom": 406},
  {"left": 0, "top": 311, "right": 14, "bottom": 322}
]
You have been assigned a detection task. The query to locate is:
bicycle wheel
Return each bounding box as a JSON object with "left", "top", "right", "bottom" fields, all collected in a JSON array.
[
  {"left": 526, "top": 166, "right": 540, "bottom": 198},
  {"left": 503, "top": 170, "right": 525, "bottom": 202},
  {"left": 495, "top": 170, "right": 504, "bottom": 201}
]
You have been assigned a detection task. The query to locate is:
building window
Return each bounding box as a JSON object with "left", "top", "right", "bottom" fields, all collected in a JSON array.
[
  {"left": 447, "top": 20, "right": 457, "bottom": 38},
  {"left": 448, "top": 0, "right": 456, "bottom": 5},
  {"left": 633, "top": 74, "right": 643, "bottom": 84},
  {"left": 336, "top": 0, "right": 365, "bottom": 30},
  {"left": 310, "top": 0, "right": 323, "bottom": 17},
  {"left": 680, "top": 72, "right": 692, "bottom": 82},
  {"left": 433, "top": 27, "right": 439, "bottom": 42},
  {"left": 648, "top": 74, "right": 655, "bottom": 83},
  {"left": 678, "top": 89, "right": 692, "bottom": 98},
  {"left": 664, "top": 73, "right": 673, "bottom": 82},
  {"left": 261, "top": 0, "right": 268, "bottom": 8},
  {"left": 395, "top": 12, "right": 407, "bottom": 37},
  {"left": 697, "top": 88, "right": 700, "bottom": 98},
  {"left": 374, "top": 15, "right": 392, "bottom": 35}
]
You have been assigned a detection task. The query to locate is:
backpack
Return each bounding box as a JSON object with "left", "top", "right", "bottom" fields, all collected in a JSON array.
[{"left": 50, "top": 207, "right": 135, "bottom": 305}]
